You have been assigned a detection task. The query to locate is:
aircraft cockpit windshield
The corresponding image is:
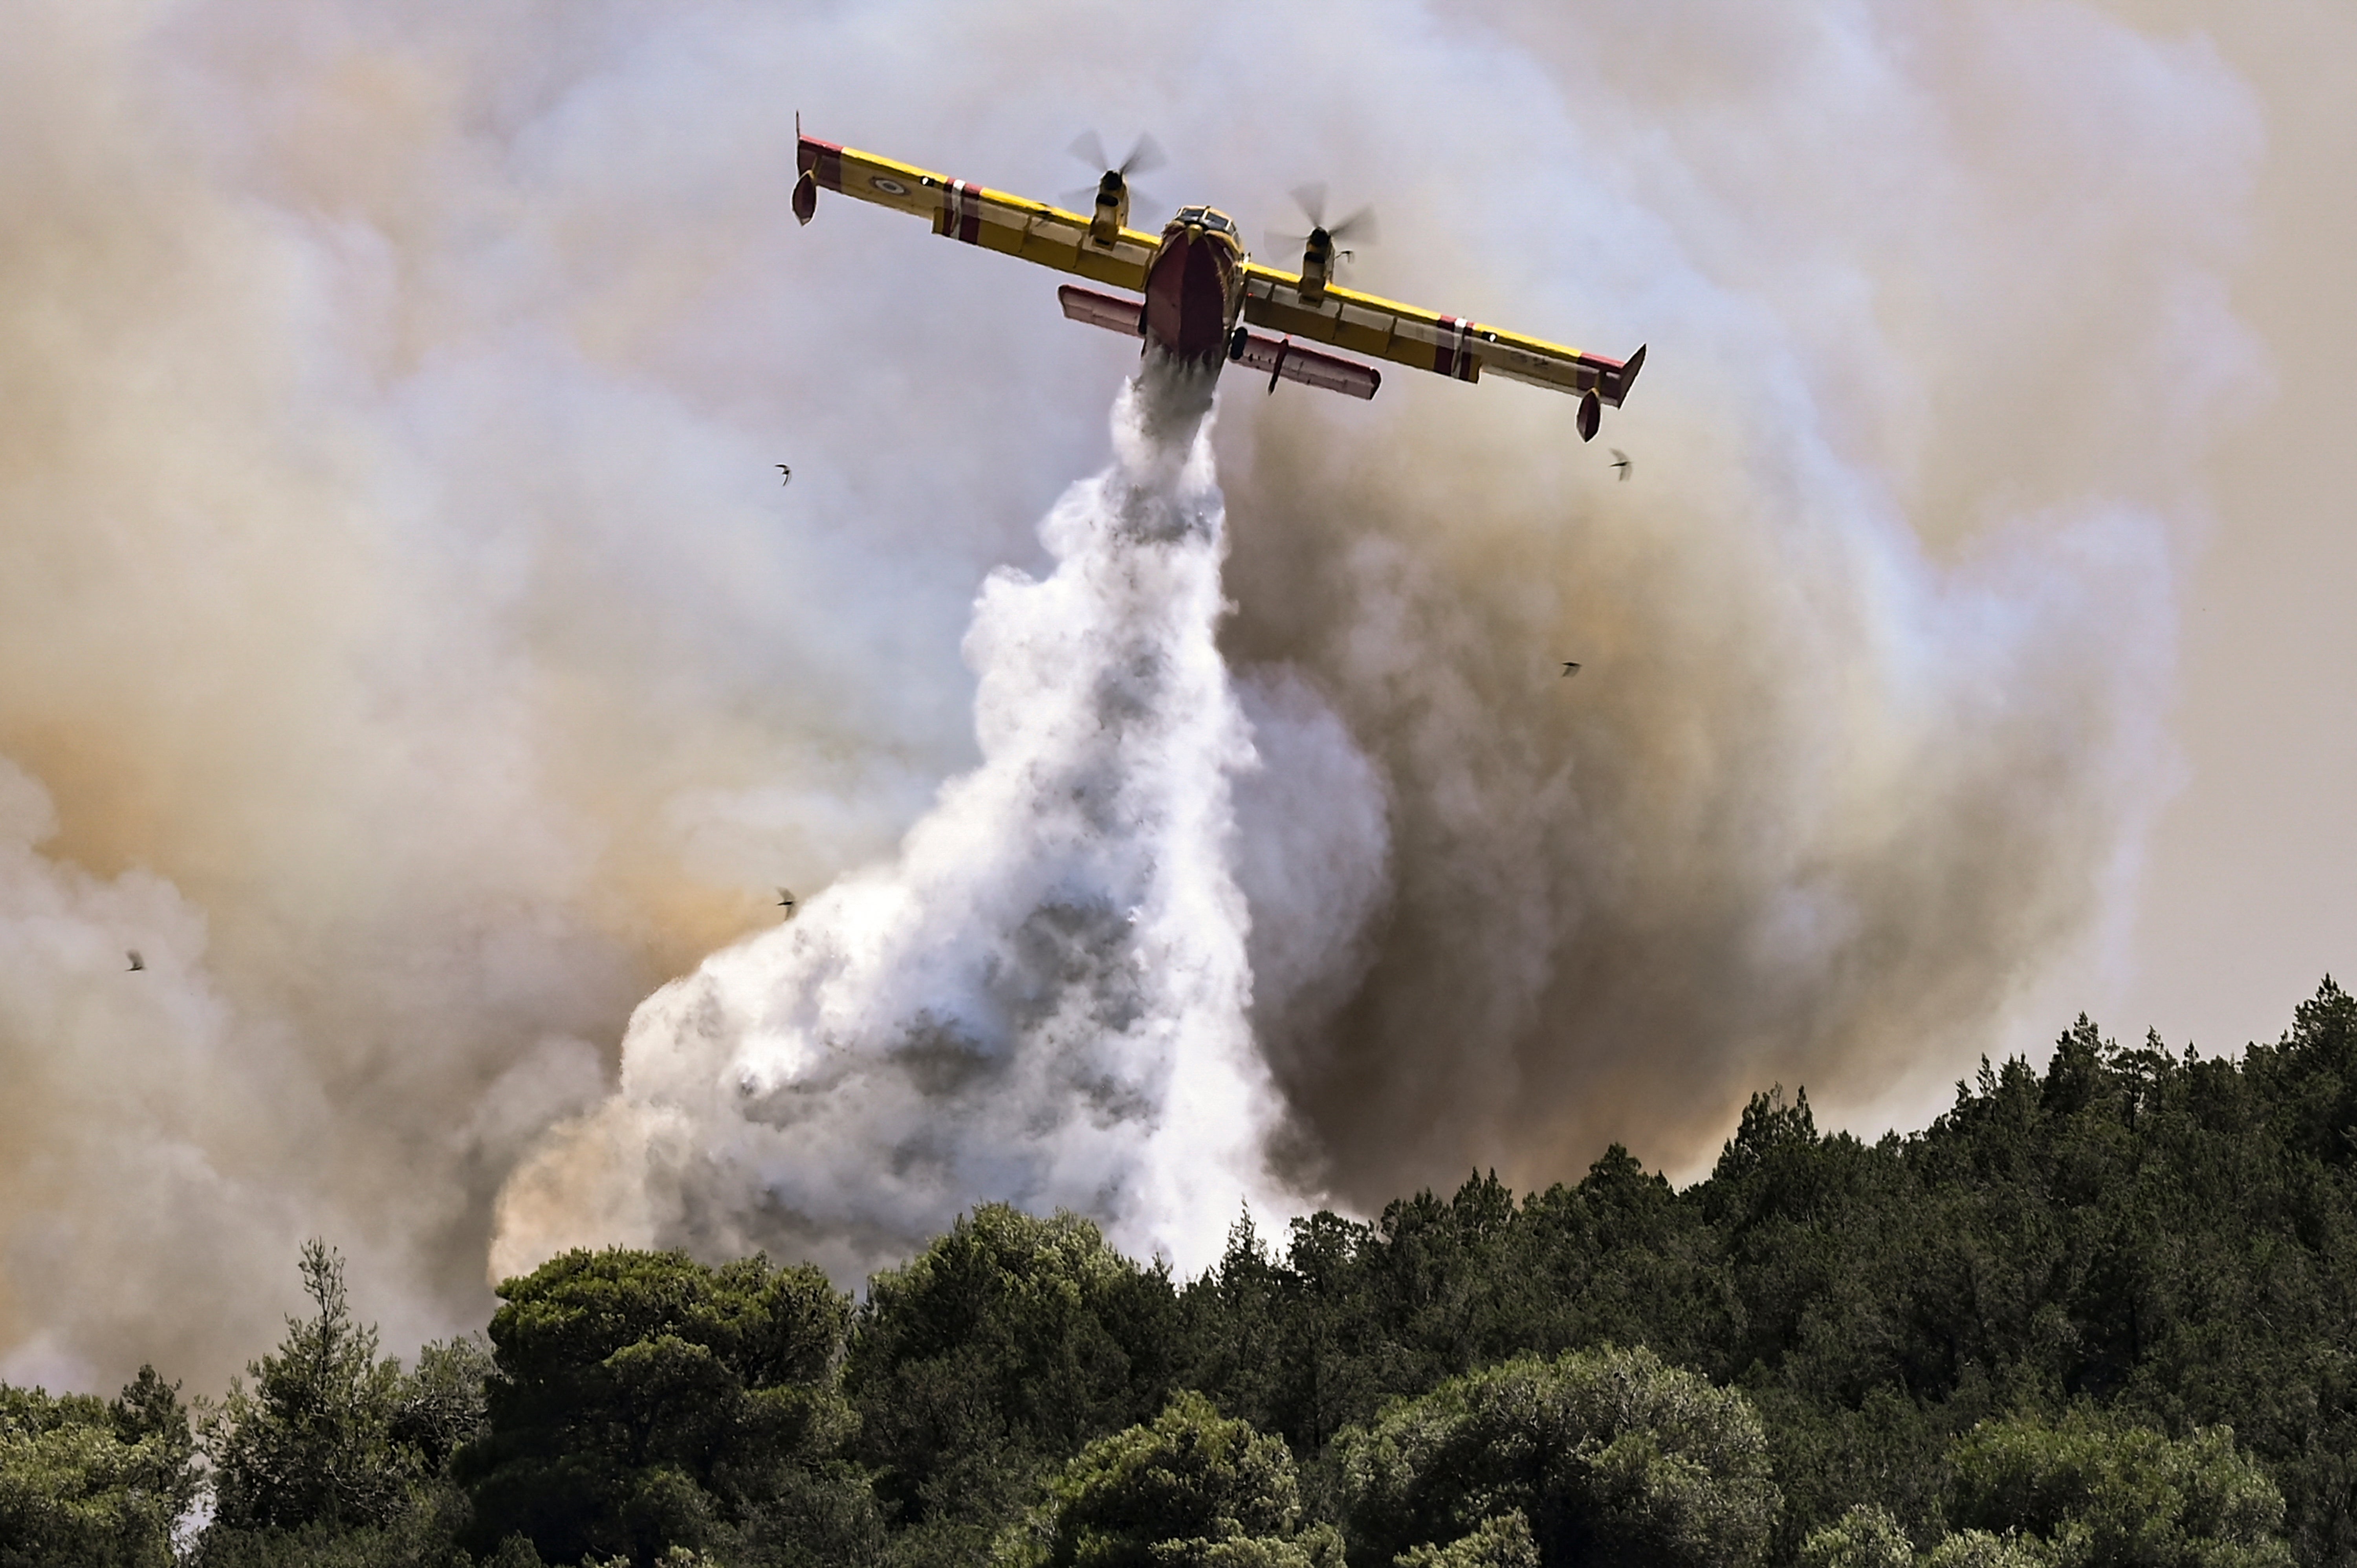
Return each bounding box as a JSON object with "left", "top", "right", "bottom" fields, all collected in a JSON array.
[{"left": 1174, "top": 205, "right": 1237, "bottom": 238}]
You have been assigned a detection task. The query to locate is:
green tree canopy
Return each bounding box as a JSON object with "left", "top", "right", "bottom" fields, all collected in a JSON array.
[
  {"left": 1918, "top": 1533, "right": 2048, "bottom": 1568},
  {"left": 845, "top": 1204, "right": 1181, "bottom": 1559},
  {"left": 460, "top": 1246, "right": 868, "bottom": 1567},
  {"left": 1800, "top": 1504, "right": 1917, "bottom": 1568},
  {"left": 391, "top": 1336, "right": 495, "bottom": 1480},
  {"left": 1393, "top": 1510, "right": 1541, "bottom": 1568},
  {"left": 1946, "top": 1411, "right": 2293, "bottom": 1568},
  {"left": 1339, "top": 1344, "right": 1781, "bottom": 1568},
  {"left": 201, "top": 1241, "right": 412, "bottom": 1535},
  {"left": 0, "top": 1369, "right": 195, "bottom": 1568},
  {"left": 992, "top": 1390, "right": 1341, "bottom": 1568}
]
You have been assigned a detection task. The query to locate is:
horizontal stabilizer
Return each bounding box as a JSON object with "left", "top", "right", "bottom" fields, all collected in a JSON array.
[
  {"left": 1058, "top": 285, "right": 1143, "bottom": 336},
  {"left": 1231, "top": 331, "right": 1381, "bottom": 400}
]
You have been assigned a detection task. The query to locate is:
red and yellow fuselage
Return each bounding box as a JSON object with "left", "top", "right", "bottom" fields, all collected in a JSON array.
[{"left": 1140, "top": 206, "right": 1247, "bottom": 370}]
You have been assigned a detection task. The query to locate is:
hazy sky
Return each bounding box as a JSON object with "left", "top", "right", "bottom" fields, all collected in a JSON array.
[
  {"left": 1, "top": 0, "right": 2347, "bottom": 1394},
  {"left": 1846, "top": 0, "right": 2357, "bottom": 1134},
  {"left": 2089, "top": 1, "right": 2356, "bottom": 1063}
]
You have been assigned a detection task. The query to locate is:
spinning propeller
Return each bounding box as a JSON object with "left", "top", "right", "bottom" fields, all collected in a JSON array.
[
  {"left": 1277, "top": 183, "right": 1379, "bottom": 302},
  {"left": 1278, "top": 182, "right": 1381, "bottom": 259},
  {"left": 1069, "top": 130, "right": 1166, "bottom": 182},
  {"left": 1063, "top": 131, "right": 1165, "bottom": 237}
]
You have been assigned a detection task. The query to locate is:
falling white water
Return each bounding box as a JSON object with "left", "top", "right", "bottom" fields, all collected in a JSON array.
[{"left": 491, "top": 363, "right": 1314, "bottom": 1281}]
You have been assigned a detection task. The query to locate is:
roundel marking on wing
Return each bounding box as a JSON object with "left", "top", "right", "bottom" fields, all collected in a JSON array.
[{"left": 871, "top": 175, "right": 911, "bottom": 196}]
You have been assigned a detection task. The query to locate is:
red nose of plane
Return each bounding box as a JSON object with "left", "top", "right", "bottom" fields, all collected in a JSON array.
[{"left": 1143, "top": 228, "right": 1237, "bottom": 369}]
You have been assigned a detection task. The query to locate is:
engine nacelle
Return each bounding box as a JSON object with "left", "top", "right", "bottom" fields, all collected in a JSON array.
[
  {"left": 1297, "top": 228, "right": 1334, "bottom": 304},
  {"left": 1089, "top": 171, "right": 1131, "bottom": 246},
  {"left": 792, "top": 169, "right": 818, "bottom": 226}
]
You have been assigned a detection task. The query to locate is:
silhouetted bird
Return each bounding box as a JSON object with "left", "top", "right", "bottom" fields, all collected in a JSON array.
[
  {"left": 126, "top": 950, "right": 144, "bottom": 972},
  {"left": 1609, "top": 449, "right": 1631, "bottom": 481}
]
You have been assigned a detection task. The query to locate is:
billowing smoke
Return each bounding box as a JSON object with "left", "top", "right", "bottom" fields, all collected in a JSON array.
[
  {"left": 491, "top": 367, "right": 1358, "bottom": 1281},
  {"left": 0, "top": 0, "right": 2264, "bottom": 1392}
]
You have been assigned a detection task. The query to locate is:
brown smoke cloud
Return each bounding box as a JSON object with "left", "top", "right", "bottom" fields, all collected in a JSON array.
[
  {"left": 0, "top": 0, "right": 2262, "bottom": 1393},
  {"left": 1218, "top": 0, "right": 2259, "bottom": 1200}
]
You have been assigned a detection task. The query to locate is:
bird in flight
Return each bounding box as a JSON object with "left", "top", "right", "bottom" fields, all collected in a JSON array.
[
  {"left": 126, "top": 950, "right": 145, "bottom": 971},
  {"left": 1561, "top": 662, "right": 1581, "bottom": 677},
  {"left": 777, "top": 888, "right": 797, "bottom": 918},
  {"left": 777, "top": 464, "right": 792, "bottom": 485},
  {"left": 1609, "top": 449, "right": 1631, "bottom": 481}
]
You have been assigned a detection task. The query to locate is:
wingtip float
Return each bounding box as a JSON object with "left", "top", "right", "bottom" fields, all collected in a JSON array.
[{"left": 792, "top": 127, "right": 1645, "bottom": 440}]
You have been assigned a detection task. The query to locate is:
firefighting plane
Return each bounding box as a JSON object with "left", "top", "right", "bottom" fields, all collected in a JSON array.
[{"left": 792, "top": 127, "right": 1645, "bottom": 440}]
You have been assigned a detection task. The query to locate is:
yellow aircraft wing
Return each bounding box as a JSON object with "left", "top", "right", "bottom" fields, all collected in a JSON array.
[
  {"left": 795, "top": 133, "right": 1161, "bottom": 295},
  {"left": 1240, "top": 263, "right": 1645, "bottom": 421}
]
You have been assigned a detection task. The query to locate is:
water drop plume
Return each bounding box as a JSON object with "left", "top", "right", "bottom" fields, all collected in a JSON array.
[{"left": 493, "top": 362, "right": 1332, "bottom": 1283}]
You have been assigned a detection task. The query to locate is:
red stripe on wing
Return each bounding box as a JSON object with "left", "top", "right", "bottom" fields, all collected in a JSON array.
[{"left": 797, "top": 136, "right": 847, "bottom": 192}]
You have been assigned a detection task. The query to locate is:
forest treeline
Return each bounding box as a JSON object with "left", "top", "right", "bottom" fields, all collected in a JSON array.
[{"left": 7, "top": 978, "right": 2356, "bottom": 1567}]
